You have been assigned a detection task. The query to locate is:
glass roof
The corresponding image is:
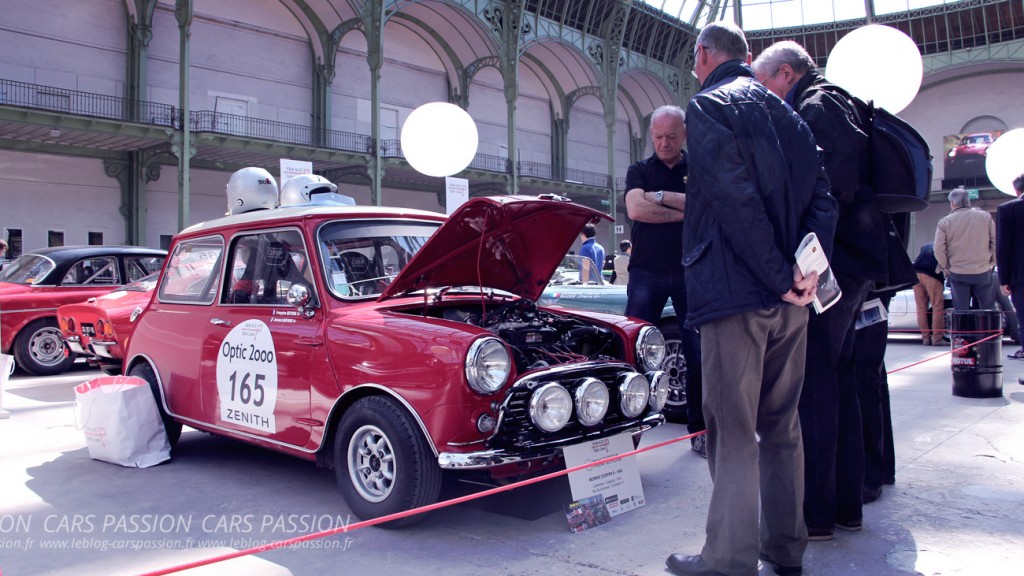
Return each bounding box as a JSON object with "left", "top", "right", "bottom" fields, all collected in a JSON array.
[{"left": 641, "top": 0, "right": 962, "bottom": 31}]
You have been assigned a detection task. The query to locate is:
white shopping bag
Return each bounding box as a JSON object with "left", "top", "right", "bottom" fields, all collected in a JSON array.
[{"left": 74, "top": 375, "right": 171, "bottom": 468}]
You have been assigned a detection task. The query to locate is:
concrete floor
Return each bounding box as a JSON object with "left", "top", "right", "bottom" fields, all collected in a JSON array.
[{"left": 1, "top": 336, "right": 1022, "bottom": 576}]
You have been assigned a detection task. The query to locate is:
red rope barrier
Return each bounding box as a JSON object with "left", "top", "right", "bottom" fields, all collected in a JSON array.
[
  {"left": 139, "top": 327, "right": 1006, "bottom": 575},
  {"left": 138, "top": 430, "right": 702, "bottom": 576}
]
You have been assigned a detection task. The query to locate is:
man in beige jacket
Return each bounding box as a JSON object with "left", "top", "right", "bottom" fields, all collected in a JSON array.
[{"left": 934, "top": 187, "right": 996, "bottom": 310}]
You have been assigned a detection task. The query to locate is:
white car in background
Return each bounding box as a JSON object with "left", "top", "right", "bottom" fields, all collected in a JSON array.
[{"left": 886, "top": 274, "right": 1019, "bottom": 343}]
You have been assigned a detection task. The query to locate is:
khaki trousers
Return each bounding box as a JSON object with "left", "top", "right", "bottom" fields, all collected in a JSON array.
[
  {"left": 699, "top": 305, "right": 809, "bottom": 576},
  {"left": 913, "top": 273, "right": 945, "bottom": 344}
]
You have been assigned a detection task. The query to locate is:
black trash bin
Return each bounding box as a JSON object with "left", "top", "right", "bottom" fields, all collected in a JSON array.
[{"left": 950, "top": 309, "right": 1003, "bottom": 398}]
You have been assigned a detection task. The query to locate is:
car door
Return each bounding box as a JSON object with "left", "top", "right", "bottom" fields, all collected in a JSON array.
[
  {"left": 140, "top": 235, "right": 226, "bottom": 421},
  {"left": 200, "top": 227, "right": 323, "bottom": 448}
]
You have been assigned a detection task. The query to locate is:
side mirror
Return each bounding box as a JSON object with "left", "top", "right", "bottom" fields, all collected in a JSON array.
[{"left": 286, "top": 283, "right": 316, "bottom": 318}]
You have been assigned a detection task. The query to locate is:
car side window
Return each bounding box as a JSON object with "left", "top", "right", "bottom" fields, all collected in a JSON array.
[
  {"left": 126, "top": 256, "right": 166, "bottom": 282},
  {"left": 223, "top": 229, "right": 312, "bottom": 306},
  {"left": 61, "top": 257, "right": 120, "bottom": 286},
  {"left": 158, "top": 236, "right": 225, "bottom": 304}
]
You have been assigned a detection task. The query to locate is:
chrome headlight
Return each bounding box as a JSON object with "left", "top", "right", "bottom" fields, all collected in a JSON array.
[
  {"left": 647, "top": 370, "right": 669, "bottom": 412},
  {"left": 618, "top": 372, "right": 650, "bottom": 418},
  {"left": 574, "top": 377, "right": 610, "bottom": 426},
  {"left": 465, "top": 337, "right": 511, "bottom": 395},
  {"left": 529, "top": 383, "right": 572, "bottom": 432},
  {"left": 636, "top": 326, "right": 666, "bottom": 371}
]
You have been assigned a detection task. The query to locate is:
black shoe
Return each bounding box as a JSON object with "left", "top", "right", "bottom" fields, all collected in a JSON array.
[
  {"left": 863, "top": 484, "right": 883, "bottom": 503},
  {"left": 665, "top": 554, "right": 727, "bottom": 576},
  {"left": 759, "top": 553, "right": 803, "bottom": 576},
  {"left": 836, "top": 519, "right": 863, "bottom": 531},
  {"left": 807, "top": 527, "right": 834, "bottom": 541}
]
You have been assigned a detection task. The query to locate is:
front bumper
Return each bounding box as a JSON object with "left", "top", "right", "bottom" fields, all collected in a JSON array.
[{"left": 437, "top": 412, "right": 664, "bottom": 469}]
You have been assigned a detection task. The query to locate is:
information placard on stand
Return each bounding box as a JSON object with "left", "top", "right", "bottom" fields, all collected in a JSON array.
[{"left": 562, "top": 432, "right": 645, "bottom": 516}]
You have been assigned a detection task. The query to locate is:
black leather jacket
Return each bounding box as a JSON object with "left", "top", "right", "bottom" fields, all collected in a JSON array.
[
  {"left": 791, "top": 72, "right": 889, "bottom": 282},
  {"left": 682, "top": 60, "right": 837, "bottom": 327}
]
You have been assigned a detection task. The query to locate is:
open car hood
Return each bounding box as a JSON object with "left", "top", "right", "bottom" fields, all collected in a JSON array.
[{"left": 379, "top": 195, "right": 612, "bottom": 303}]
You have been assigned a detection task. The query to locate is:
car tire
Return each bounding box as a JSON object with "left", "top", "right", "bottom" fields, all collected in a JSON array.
[
  {"left": 335, "top": 396, "right": 442, "bottom": 528},
  {"left": 13, "top": 318, "right": 76, "bottom": 376},
  {"left": 128, "top": 362, "right": 182, "bottom": 447},
  {"left": 657, "top": 322, "right": 688, "bottom": 423}
]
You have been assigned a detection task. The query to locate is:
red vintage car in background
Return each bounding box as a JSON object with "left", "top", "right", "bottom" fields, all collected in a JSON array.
[
  {"left": 124, "top": 195, "right": 668, "bottom": 526},
  {"left": 58, "top": 273, "right": 158, "bottom": 375},
  {"left": 0, "top": 246, "right": 166, "bottom": 375},
  {"left": 944, "top": 132, "right": 994, "bottom": 178}
]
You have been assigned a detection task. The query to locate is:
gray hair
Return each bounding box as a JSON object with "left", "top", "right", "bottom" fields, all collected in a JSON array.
[
  {"left": 949, "top": 187, "right": 970, "bottom": 208},
  {"left": 651, "top": 105, "right": 685, "bottom": 125},
  {"left": 751, "top": 40, "right": 817, "bottom": 78},
  {"left": 695, "top": 21, "right": 749, "bottom": 62}
]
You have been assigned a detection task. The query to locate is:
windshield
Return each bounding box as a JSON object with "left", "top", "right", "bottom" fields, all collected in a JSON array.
[
  {"left": 0, "top": 254, "right": 56, "bottom": 285},
  {"left": 318, "top": 219, "right": 440, "bottom": 298},
  {"left": 115, "top": 272, "right": 159, "bottom": 293}
]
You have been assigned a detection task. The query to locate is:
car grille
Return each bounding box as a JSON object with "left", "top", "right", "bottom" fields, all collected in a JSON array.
[{"left": 489, "top": 362, "right": 643, "bottom": 450}]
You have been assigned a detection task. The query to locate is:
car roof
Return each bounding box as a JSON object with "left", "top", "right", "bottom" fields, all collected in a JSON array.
[
  {"left": 179, "top": 204, "right": 447, "bottom": 236},
  {"left": 27, "top": 245, "right": 167, "bottom": 261}
]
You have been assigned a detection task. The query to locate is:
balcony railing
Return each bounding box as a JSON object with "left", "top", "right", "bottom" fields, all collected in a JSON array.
[
  {"left": 518, "top": 161, "right": 611, "bottom": 188},
  {"left": 190, "top": 110, "right": 312, "bottom": 146},
  {"left": 1, "top": 77, "right": 615, "bottom": 191},
  {"left": 469, "top": 153, "right": 510, "bottom": 173},
  {"left": 0, "top": 78, "right": 179, "bottom": 127},
  {"left": 327, "top": 129, "right": 373, "bottom": 154}
]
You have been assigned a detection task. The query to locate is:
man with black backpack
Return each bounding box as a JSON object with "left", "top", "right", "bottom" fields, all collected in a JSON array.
[{"left": 753, "top": 40, "right": 906, "bottom": 542}]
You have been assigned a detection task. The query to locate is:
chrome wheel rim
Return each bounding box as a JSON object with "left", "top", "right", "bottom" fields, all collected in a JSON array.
[
  {"left": 662, "top": 337, "right": 687, "bottom": 408},
  {"left": 29, "top": 326, "right": 67, "bottom": 367},
  {"left": 347, "top": 424, "right": 396, "bottom": 503}
]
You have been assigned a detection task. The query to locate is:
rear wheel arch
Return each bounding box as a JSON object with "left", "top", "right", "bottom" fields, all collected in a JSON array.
[{"left": 125, "top": 356, "right": 182, "bottom": 447}]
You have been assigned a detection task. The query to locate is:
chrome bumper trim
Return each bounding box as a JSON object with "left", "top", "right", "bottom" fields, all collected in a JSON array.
[
  {"left": 66, "top": 337, "right": 89, "bottom": 355},
  {"left": 90, "top": 341, "right": 117, "bottom": 359},
  {"left": 437, "top": 413, "right": 664, "bottom": 470}
]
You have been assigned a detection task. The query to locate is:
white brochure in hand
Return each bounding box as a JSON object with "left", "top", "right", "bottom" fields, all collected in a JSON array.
[{"left": 795, "top": 232, "right": 842, "bottom": 314}]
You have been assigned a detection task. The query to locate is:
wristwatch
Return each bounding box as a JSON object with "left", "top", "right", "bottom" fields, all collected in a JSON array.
[{"left": 653, "top": 190, "right": 664, "bottom": 204}]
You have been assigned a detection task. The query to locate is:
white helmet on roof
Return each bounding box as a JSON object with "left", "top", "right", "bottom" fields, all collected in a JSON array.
[
  {"left": 226, "top": 167, "right": 278, "bottom": 215},
  {"left": 279, "top": 174, "right": 338, "bottom": 207}
]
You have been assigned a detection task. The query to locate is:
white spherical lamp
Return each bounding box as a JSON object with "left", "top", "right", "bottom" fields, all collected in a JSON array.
[
  {"left": 825, "top": 24, "right": 923, "bottom": 114},
  {"left": 400, "top": 102, "right": 479, "bottom": 177},
  {"left": 985, "top": 129, "right": 1024, "bottom": 196}
]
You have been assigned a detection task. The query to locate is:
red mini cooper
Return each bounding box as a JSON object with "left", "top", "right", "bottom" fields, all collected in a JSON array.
[{"left": 124, "top": 195, "right": 667, "bottom": 525}]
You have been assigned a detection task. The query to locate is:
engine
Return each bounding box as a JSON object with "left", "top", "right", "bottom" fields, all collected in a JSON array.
[{"left": 440, "top": 300, "right": 621, "bottom": 372}]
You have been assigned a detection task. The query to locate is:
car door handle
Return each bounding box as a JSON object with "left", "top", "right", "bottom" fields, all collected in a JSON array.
[{"left": 210, "top": 318, "right": 232, "bottom": 327}]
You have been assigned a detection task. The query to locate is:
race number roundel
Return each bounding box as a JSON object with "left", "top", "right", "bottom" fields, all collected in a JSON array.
[{"left": 215, "top": 319, "right": 278, "bottom": 433}]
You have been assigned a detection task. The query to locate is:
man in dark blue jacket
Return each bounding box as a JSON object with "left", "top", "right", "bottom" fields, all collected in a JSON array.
[{"left": 665, "top": 22, "right": 837, "bottom": 576}]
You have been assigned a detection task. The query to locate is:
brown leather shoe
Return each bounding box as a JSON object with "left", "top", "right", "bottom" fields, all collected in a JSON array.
[{"left": 665, "top": 554, "right": 727, "bottom": 576}]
